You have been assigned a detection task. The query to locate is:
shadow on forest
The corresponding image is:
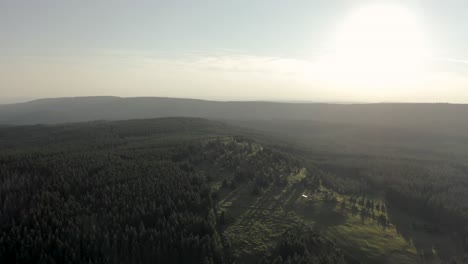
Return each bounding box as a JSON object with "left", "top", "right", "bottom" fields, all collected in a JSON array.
[
  {"left": 218, "top": 180, "right": 465, "bottom": 263},
  {"left": 238, "top": 184, "right": 291, "bottom": 226},
  {"left": 385, "top": 204, "right": 461, "bottom": 262},
  {"left": 294, "top": 199, "right": 346, "bottom": 230},
  {"left": 219, "top": 183, "right": 307, "bottom": 227}
]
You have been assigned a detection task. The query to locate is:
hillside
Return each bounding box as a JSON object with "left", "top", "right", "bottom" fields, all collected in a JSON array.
[
  {"left": 0, "top": 118, "right": 346, "bottom": 264},
  {"left": 1, "top": 97, "right": 468, "bottom": 137},
  {"left": 1, "top": 117, "right": 467, "bottom": 263}
]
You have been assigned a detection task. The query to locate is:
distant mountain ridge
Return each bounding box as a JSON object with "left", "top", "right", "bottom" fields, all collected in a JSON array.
[{"left": 1, "top": 96, "right": 468, "bottom": 136}]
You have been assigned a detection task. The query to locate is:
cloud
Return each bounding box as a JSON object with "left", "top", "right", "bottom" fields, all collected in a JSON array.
[
  {"left": 130, "top": 53, "right": 317, "bottom": 81},
  {"left": 433, "top": 57, "right": 468, "bottom": 65},
  {"left": 3, "top": 50, "right": 468, "bottom": 102}
]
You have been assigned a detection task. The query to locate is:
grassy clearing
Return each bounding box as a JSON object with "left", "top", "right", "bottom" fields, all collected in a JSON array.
[
  {"left": 217, "top": 168, "right": 422, "bottom": 263},
  {"left": 210, "top": 140, "right": 462, "bottom": 263},
  {"left": 217, "top": 171, "right": 306, "bottom": 263},
  {"left": 326, "top": 214, "right": 419, "bottom": 263},
  {"left": 287, "top": 168, "right": 307, "bottom": 185},
  {"left": 223, "top": 208, "right": 302, "bottom": 262},
  {"left": 292, "top": 187, "right": 457, "bottom": 263}
]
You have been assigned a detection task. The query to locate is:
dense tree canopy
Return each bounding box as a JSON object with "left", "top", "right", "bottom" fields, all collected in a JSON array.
[{"left": 0, "top": 118, "right": 316, "bottom": 263}]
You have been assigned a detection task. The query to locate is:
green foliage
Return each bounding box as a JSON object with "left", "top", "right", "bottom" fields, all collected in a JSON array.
[
  {"left": 260, "top": 224, "right": 346, "bottom": 264},
  {"left": 0, "top": 118, "right": 316, "bottom": 264},
  {"left": 2, "top": 116, "right": 467, "bottom": 263},
  {"left": 0, "top": 118, "right": 231, "bottom": 263}
]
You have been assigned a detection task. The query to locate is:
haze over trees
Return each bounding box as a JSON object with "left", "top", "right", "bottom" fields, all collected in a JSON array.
[
  {"left": 1, "top": 112, "right": 468, "bottom": 263},
  {"left": 2, "top": 97, "right": 468, "bottom": 137},
  {"left": 2, "top": 0, "right": 468, "bottom": 262}
]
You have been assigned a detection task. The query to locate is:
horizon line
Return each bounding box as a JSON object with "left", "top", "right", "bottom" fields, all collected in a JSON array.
[{"left": 0, "top": 95, "right": 462, "bottom": 106}]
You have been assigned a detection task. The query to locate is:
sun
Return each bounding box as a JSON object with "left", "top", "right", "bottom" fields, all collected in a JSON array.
[{"left": 319, "top": 4, "right": 432, "bottom": 88}]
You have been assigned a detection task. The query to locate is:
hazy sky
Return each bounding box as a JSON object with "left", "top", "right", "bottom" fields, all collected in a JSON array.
[{"left": 1, "top": 0, "right": 468, "bottom": 103}]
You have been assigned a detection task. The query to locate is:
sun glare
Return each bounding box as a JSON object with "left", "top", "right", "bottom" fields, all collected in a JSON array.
[{"left": 319, "top": 4, "right": 432, "bottom": 88}]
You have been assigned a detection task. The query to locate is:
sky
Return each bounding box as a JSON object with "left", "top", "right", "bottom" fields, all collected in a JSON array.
[{"left": 1, "top": 0, "right": 468, "bottom": 103}]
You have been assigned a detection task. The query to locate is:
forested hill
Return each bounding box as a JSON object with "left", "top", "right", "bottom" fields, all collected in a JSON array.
[
  {"left": 0, "top": 118, "right": 346, "bottom": 264},
  {"left": 1, "top": 97, "right": 468, "bottom": 136},
  {"left": 2, "top": 117, "right": 468, "bottom": 263}
]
